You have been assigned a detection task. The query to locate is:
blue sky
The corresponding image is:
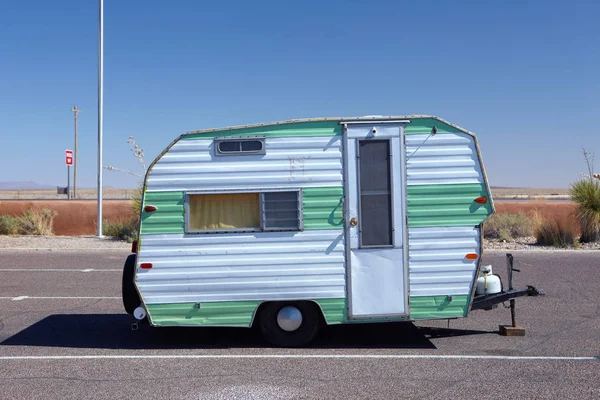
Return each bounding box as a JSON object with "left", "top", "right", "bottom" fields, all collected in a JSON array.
[{"left": 0, "top": 0, "right": 598, "bottom": 189}]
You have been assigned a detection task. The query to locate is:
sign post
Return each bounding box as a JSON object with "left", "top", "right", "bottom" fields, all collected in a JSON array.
[{"left": 66, "top": 150, "right": 73, "bottom": 200}]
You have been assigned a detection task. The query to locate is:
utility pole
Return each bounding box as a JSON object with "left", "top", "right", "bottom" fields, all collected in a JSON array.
[
  {"left": 97, "top": 0, "right": 104, "bottom": 237},
  {"left": 72, "top": 105, "right": 81, "bottom": 198}
]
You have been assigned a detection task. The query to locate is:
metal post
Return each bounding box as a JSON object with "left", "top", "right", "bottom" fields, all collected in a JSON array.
[
  {"left": 97, "top": 0, "right": 104, "bottom": 237},
  {"left": 506, "top": 253, "right": 516, "bottom": 327},
  {"left": 72, "top": 105, "right": 81, "bottom": 198},
  {"left": 67, "top": 166, "right": 71, "bottom": 200}
]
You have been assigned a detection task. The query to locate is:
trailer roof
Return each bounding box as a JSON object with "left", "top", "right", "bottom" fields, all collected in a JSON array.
[{"left": 183, "top": 115, "right": 475, "bottom": 137}]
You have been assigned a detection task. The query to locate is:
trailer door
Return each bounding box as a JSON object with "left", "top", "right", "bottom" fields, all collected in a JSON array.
[{"left": 344, "top": 122, "right": 408, "bottom": 318}]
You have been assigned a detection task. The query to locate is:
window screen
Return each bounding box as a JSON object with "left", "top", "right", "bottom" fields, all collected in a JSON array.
[
  {"left": 186, "top": 191, "right": 301, "bottom": 233},
  {"left": 188, "top": 193, "right": 260, "bottom": 231},
  {"left": 358, "top": 140, "right": 393, "bottom": 247},
  {"left": 215, "top": 138, "right": 265, "bottom": 156},
  {"left": 262, "top": 191, "right": 301, "bottom": 230}
]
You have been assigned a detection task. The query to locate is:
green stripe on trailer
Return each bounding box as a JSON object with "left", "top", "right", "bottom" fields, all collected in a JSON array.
[
  {"left": 140, "top": 187, "right": 345, "bottom": 235},
  {"left": 405, "top": 117, "right": 463, "bottom": 135},
  {"left": 147, "top": 298, "right": 347, "bottom": 327},
  {"left": 407, "top": 183, "right": 492, "bottom": 227},
  {"left": 302, "top": 187, "right": 344, "bottom": 230},
  {"left": 409, "top": 295, "right": 469, "bottom": 319},
  {"left": 141, "top": 191, "right": 185, "bottom": 235},
  {"left": 182, "top": 121, "right": 342, "bottom": 140},
  {"left": 315, "top": 298, "right": 346, "bottom": 324},
  {"left": 147, "top": 301, "right": 261, "bottom": 327}
]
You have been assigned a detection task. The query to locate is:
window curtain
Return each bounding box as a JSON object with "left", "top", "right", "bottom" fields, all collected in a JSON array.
[{"left": 189, "top": 193, "right": 260, "bottom": 230}]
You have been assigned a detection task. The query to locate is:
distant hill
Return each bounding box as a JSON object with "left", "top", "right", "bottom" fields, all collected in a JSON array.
[{"left": 0, "top": 181, "right": 55, "bottom": 190}]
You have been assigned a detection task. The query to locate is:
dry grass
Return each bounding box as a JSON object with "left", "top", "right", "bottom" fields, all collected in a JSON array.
[
  {"left": 0, "top": 215, "right": 19, "bottom": 235},
  {"left": 0, "top": 200, "right": 133, "bottom": 236},
  {"left": 532, "top": 211, "right": 576, "bottom": 247},
  {"left": 102, "top": 219, "right": 138, "bottom": 243},
  {"left": 484, "top": 213, "right": 533, "bottom": 240},
  {"left": 16, "top": 208, "right": 58, "bottom": 235}
]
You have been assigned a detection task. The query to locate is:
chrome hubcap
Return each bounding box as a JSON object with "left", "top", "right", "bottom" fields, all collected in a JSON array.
[{"left": 277, "top": 306, "right": 303, "bottom": 332}]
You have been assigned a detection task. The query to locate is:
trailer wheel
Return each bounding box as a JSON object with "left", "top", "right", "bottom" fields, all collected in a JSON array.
[
  {"left": 258, "top": 302, "right": 321, "bottom": 347},
  {"left": 122, "top": 254, "right": 141, "bottom": 314}
]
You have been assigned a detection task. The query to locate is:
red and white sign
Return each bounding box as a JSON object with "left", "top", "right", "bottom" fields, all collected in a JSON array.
[{"left": 65, "top": 150, "right": 73, "bottom": 166}]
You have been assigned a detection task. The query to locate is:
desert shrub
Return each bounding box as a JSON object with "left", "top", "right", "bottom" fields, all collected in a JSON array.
[
  {"left": 484, "top": 212, "right": 533, "bottom": 240},
  {"left": 534, "top": 218, "right": 576, "bottom": 247},
  {"left": 569, "top": 178, "right": 600, "bottom": 242},
  {"left": 18, "top": 208, "right": 57, "bottom": 235},
  {"left": 103, "top": 219, "right": 138, "bottom": 243},
  {"left": 0, "top": 215, "right": 19, "bottom": 235},
  {"left": 102, "top": 219, "right": 125, "bottom": 237},
  {"left": 131, "top": 185, "right": 143, "bottom": 217}
]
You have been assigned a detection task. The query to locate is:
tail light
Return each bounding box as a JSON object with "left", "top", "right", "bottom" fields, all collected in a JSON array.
[
  {"left": 131, "top": 240, "right": 137, "bottom": 253},
  {"left": 140, "top": 263, "right": 153, "bottom": 269}
]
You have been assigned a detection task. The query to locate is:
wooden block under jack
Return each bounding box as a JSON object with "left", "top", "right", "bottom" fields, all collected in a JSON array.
[{"left": 499, "top": 325, "right": 526, "bottom": 336}]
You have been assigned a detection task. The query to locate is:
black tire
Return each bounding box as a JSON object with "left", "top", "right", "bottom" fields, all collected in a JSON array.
[
  {"left": 258, "top": 302, "right": 321, "bottom": 347},
  {"left": 122, "top": 254, "right": 141, "bottom": 314}
]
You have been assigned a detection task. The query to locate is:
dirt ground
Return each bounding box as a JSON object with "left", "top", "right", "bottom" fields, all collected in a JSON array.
[{"left": 0, "top": 200, "right": 133, "bottom": 236}]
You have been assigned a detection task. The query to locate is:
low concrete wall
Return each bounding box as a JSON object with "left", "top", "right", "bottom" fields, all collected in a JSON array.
[{"left": 0, "top": 200, "right": 133, "bottom": 236}]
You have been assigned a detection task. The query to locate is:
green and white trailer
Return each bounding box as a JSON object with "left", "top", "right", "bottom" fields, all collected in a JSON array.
[{"left": 122, "top": 115, "right": 541, "bottom": 346}]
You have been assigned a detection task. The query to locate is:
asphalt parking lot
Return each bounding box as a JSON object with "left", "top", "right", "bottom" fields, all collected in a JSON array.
[{"left": 0, "top": 249, "right": 598, "bottom": 399}]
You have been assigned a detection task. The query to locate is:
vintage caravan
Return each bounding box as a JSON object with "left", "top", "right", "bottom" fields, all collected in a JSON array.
[{"left": 122, "top": 115, "right": 541, "bottom": 346}]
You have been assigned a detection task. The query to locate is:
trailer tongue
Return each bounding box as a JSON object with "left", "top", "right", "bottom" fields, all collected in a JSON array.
[{"left": 471, "top": 253, "right": 544, "bottom": 336}]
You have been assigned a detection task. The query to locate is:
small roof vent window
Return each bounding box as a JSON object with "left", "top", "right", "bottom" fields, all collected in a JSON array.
[{"left": 214, "top": 137, "right": 266, "bottom": 156}]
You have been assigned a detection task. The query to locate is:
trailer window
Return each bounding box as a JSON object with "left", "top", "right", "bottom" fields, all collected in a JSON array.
[
  {"left": 358, "top": 140, "right": 393, "bottom": 247},
  {"left": 215, "top": 138, "right": 266, "bottom": 156},
  {"left": 186, "top": 190, "right": 302, "bottom": 233},
  {"left": 187, "top": 193, "right": 261, "bottom": 231},
  {"left": 261, "top": 191, "right": 302, "bottom": 231}
]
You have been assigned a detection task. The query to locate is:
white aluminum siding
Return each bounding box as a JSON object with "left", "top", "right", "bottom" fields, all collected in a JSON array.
[
  {"left": 408, "top": 226, "right": 480, "bottom": 297},
  {"left": 146, "top": 136, "right": 343, "bottom": 192},
  {"left": 137, "top": 230, "right": 346, "bottom": 304},
  {"left": 405, "top": 133, "right": 484, "bottom": 186}
]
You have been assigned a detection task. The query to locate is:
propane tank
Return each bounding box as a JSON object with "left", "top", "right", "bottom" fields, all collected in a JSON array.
[{"left": 476, "top": 265, "right": 502, "bottom": 295}]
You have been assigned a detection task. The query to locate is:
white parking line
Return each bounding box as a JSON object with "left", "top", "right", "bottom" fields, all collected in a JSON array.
[
  {"left": 0, "top": 269, "right": 120, "bottom": 272},
  {"left": 0, "top": 354, "right": 596, "bottom": 361},
  {"left": 0, "top": 296, "right": 120, "bottom": 301}
]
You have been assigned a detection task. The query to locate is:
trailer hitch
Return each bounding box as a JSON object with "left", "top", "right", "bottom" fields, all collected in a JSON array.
[{"left": 470, "top": 254, "right": 544, "bottom": 336}]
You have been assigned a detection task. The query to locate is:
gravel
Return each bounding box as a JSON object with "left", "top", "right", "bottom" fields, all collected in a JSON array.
[
  {"left": 0, "top": 235, "right": 130, "bottom": 250},
  {"left": 484, "top": 236, "right": 600, "bottom": 251}
]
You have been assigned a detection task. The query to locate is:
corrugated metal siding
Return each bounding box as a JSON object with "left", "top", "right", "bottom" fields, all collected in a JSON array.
[
  {"left": 405, "top": 118, "right": 463, "bottom": 135},
  {"left": 146, "top": 136, "right": 343, "bottom": 192},
  {"left": 146, "top": 298, "right": 345, "bottom": 327},
  {"left": 408, "top": 226, "right": 480, "bottom": 297},
  {"left": 137, "top": 230, "right": 346, "bottom": 305},
  {"left": 147, "top": 301, "right": 261, "bottom": 327},
  {"left": 182, "top": 120, "right": 342, "bottom": 140},
  {"left": 139, "top": 187, "right": 344, "bottom": 235},
  {"left": 315, "top": 298, "right": 346, "bottom": 324},
  {"left": 140, "top": 191, "right": 185, "bottom": 235},
  {"left": 303, "top": 187, "right": 344, "bottom": 230},
  {"left": 406, "top": 133, "right": 484, "bottom": 186},
  {"left": 407, "top": 183, "right": 491, "bottom": 227},
  {"left": 409, "top": 295, "right": 469, "bottom": 319}
]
